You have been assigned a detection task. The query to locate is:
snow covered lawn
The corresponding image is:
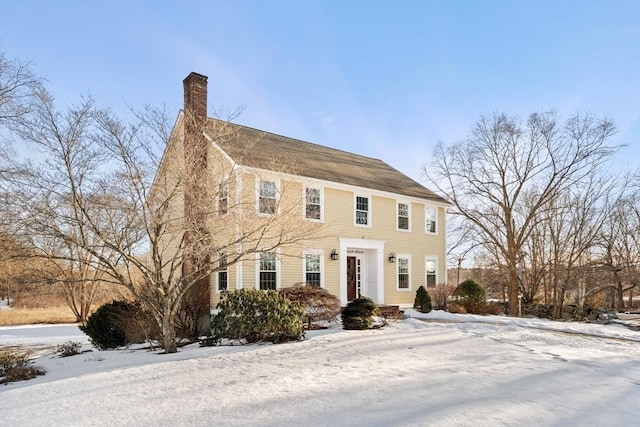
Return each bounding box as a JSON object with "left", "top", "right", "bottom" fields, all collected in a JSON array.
[{"left": 1, "top": 311, "right": 638, "bottom": 426}]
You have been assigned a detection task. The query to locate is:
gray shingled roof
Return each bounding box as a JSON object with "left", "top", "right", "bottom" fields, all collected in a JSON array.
[{"left": 205, "top": 117, "right": 449, "bottom": 203}]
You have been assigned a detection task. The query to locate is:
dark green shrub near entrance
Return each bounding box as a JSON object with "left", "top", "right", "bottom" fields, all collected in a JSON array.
[
  {"left": 414, "top": 285, "right": 432, "bottom": 313},
  {"left": 211, "top": 289, "right": 304, "bottom": 344},
  {"left": 341, "top": 297, "right": 379, "bottom": 330}
]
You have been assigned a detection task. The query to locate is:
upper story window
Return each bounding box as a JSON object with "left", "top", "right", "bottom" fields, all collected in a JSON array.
[
  {"left": 259, "top": 252, "right": 277, "bottom": 290},
  {"left": 217, "top": 253, "right": 228, "bottom": 292},
  {"left": 218, "top": 183, "right": 228, "bottom": 215},
  {"left": 258, "top": 180, "right": 277, "bottom": 214},
  {"left": 397, "top": 255, "right": 410, "bottom": 290},
  {"left": 425, "top": 207, "right": 437, "bottom": 234},
  {"left": 304, "top": 252, "right": 321, "bottom": 287},
  {"left": 397, "top": 202, "right": 409, "bottom": 231},
  {"left": 305, "top": 187, "right": 321, "bottom": 220},
  {"left": 425, "top": 257, "right": 437, "bottom": 288},
  {"left": 355, "top": 195, "right": 370, "bottom": 226}
]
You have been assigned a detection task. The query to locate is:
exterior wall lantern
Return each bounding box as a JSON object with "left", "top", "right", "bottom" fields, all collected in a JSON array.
[
  {"left": 330, "top": 249, "right": 339, "bottom": 260},
  {"left": 388, "top": 252, "right": 396, "bottom": 263}
]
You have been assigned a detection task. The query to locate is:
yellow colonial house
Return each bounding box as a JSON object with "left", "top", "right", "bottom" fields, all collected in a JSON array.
[{"left": 156, "top": 72, "right": 449, "bottom": 311}]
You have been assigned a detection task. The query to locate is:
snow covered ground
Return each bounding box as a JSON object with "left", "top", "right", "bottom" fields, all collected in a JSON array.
[{"left": 1, "top": 310, "right": 638, "bottom": 426}]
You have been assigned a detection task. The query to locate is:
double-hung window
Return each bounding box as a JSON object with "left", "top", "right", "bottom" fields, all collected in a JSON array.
[
  {"left": 425, "top": 257, "right": 437, "bottom": 288},
  {"left": 259, "top": 252, "right": 277, "bottom": 290},
  {"left": 259, "top": 180, "right": 277, "bottom": 214},
  {"left": 304, "top": 252, "right": 321, "bottom": 287},
  {"left": 218, "top": 183, "right": 228, "bottom": 215},
  {"left": 355, "top": 196, "right": 370, "bottom": 226},
  {"left": 398, "top": 202, "right": 409, "bottom": 230},
  {"left": 305, "top": 187, "right": 321, "bottom": 220},
  {"left": 397, "top": 255, "right": 410, "bottom": 290},
  {"left": 425, "top": 207, "right": 437, "bottom": 234},
  {"left": 217, "top": 253, "right": 228, "bottom": 292}
]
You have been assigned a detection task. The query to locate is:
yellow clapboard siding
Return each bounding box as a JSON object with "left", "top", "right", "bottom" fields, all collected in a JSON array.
[{"left": 162, "top": 118, "right": 447, "bottom": 308}]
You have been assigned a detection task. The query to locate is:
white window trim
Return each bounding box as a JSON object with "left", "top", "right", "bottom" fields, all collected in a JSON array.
[
  {"left": 256, "top": 178, "right": 279, "bottom": 216},
  {"left": 303, "top": 186, "right": 324, "bottom": 223},
  {"left": 425, "top": 256, "right": 438, "bottom": 288},
  {"left": 235, "top": 259, "right": 243, "bottom": 290},
  {"left": 396, "top": 254, "right": 411, "bottom": 291},
  {"left": 218, "top": 179, "right": 229, "bottom": 216},
  {"left": 425, "top": 206, "right": 438, "bottom": 235},
  {"left": 241, "top": 163, "right": 450, "bottom": 210},
  {"left": 255, "top": 251, "right": 281, "bottom": 290},
  {"left": 396, "top": 201, "right": 411, "bottom": 232},
  {"left": 302, "top": 249, "right": 324, "bottom": 288},
  {"left": 216, "top": 253, "right": 228, "bottom": 293},
  {"left": 354, "top": 194, "right": 372, "bottom": 228}
]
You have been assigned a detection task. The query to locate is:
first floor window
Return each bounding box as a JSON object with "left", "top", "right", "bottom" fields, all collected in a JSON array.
[
  {"left": 259, "top": 252, "right": 277, "bottom": 290},
  {"left": 217, "top": 253, "right": 228, "bottom": 292},
  {"left": 259, "top": 180, "right": 277, "bottom": 214},
  {"left": 398, "top": 256, "right": 410, "bottom": 289},
  {"left": 398, "top": 202, "right": 409, "bottom": 230},
  {"left": 426, "top": 258, "right": 437, "bottom": 288},
  {"left": 305, "top": 253, "right": 321, "bottom": 287},
  {"left": 305, "top": 187, "right": 321, "bottom": 220},
  {"left": 355, "top": 196, "right": 369, "bottom": 225},
  {"left": 426, "top": 207, "right": 437, "bottom": 234}
]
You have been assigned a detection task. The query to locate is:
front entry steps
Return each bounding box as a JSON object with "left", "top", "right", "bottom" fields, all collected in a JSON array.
[{"left": 377, "top": 305, "right": 402, "bottom": 321}]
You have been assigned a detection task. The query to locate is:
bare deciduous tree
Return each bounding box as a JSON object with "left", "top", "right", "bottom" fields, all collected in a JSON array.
[
  {"left": 0, "top": 50, "right": 41, "bottom": 127},
  {"left": 530, "top": 176, "right": 610, "bottom": 316},
  {"left": 424, "top": 111, "right": 618, "bottom": 315},
  {"left": 4, "top": 87, "right": 322, "bottom": 353},
  {"left": 597, "top": 179, "right": 640, "bottom": 309}
]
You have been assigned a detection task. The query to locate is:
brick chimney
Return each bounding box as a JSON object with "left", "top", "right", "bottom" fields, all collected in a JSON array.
[
  {"left": 182, "top": 71, "right": 208, "bottom": 189},
  {"left": 182, "top": 71, "right": 209, "bottom": 225},
  {"left": 182, "top": 72, "right": 211, "bottom": 331},
  {"left": 183, "top": 72, "right": 208, "bottom": 123}
]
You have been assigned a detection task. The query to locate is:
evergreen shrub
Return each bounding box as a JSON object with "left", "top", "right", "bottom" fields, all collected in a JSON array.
[
  {"left": 452, "top": 280, "right": 497, "bottom": 315},
  {"left": 341, "top": 297, "right": 379, "bottom": 330},
  {"left": 455, "top": 279, "right": 487, "bottom": 303},
  {"left": 80, "top": 300, "right": 158, "bottom": 350},
  {"left": 211, "top": 289, "right": 304, "bottom": 344},
  {"left": 414, "top": 285, "right": 432, "bottom": 313}
]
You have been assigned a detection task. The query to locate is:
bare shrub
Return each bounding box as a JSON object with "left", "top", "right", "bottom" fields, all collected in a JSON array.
[
  {"left": 0, "top": 350, "right": 46, "bottom": 384},
  {"left": 448, "top": 303, "right": 467, "bottom": 314},
  {"left": 429, "top": 283, "right": 456, "bottom": 310},
  {"left": 485, "top": 302, "right": 505, "bottom": 315},
  {"left": 56, "top": 341, "right": 83, "bottom": 357},
  {"left": 463, "top": 301, "right": 504, "bottom": 315},
  {"left": 279, "top": 284, "right": 341, "bottom": 329}
]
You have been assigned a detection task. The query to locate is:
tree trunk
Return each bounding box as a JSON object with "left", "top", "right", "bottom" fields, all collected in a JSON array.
[
  {"left": 616, "top": 283, "right": 623, "bottom": 310},
  {"left": 161, "top": 312, "right": 178, "bottom": 353},
  {"left": 507, "top": 264, "right": 519, "bottom": 316},
  {"left": 558, "top": 287, "right": 566, "bottom": 318}
]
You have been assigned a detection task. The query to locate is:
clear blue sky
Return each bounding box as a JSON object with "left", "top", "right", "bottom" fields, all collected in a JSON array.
[{"left": 1, "top": 0, "right": 638, "bottom": 181}]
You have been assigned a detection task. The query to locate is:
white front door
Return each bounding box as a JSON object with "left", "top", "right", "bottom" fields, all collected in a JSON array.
[{"left": 339, "top": 238, "right": 385, "bottom": 305}]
